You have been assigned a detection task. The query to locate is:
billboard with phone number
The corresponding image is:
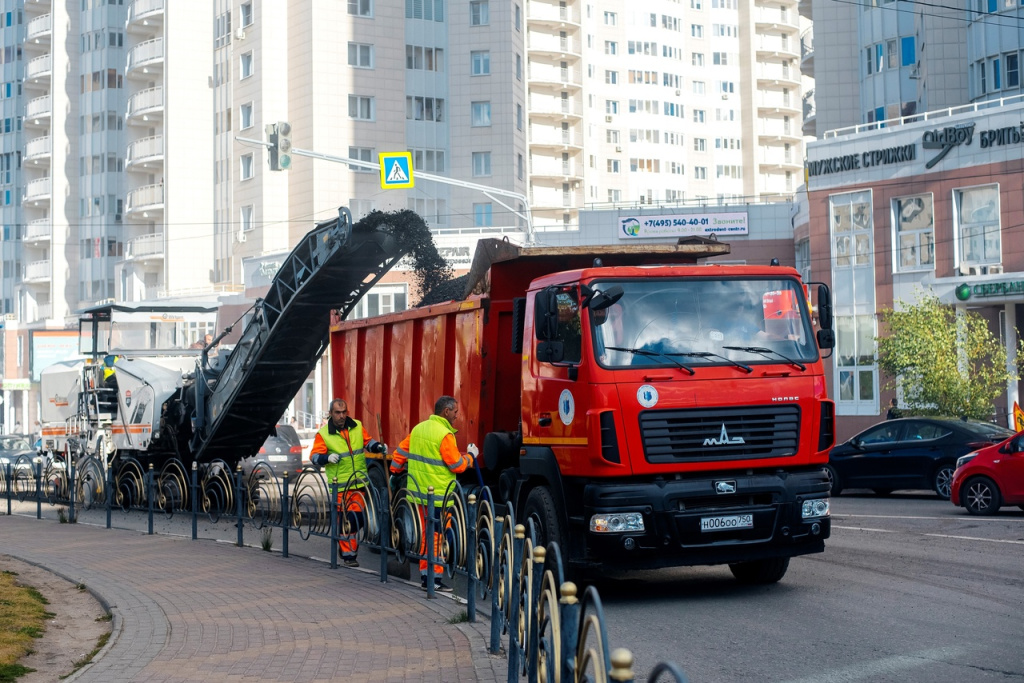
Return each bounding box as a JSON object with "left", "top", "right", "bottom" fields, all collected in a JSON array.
[{"left": 619, "top": 212, "right": 749, "bottom": 239}]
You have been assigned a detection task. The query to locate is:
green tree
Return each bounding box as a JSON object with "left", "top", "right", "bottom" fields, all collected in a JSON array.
[{"left": 876, "top": 293, "right": 1018, "bottom": 420}]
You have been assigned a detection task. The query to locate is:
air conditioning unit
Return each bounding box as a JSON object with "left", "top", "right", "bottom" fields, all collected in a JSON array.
[
  {"left": 234, "top": 28, "right": 246, "bottom": 41},
  {"left": 114, "top": 213, "right": 122, "bottom": 222},
  {"left": 615, "top": 145, "right": 622, "bottom": 152},
  {"left": 236, "top": 230, "right": 247, "bottom": 243},
  {"left": 675, "top": 89, "right": 681, "bottom": 96},
  {"left": 968, "top": 265, "right": 984, "bottom": 276},
  {"left": 605, "top": 115, "right": 613, "bottom": 122},
  {"left": 985, "top": 264, "right": 1003, "bottom": 275}
]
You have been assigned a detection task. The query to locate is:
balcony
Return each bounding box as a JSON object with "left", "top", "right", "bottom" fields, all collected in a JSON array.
[
  {"left": 757, "top": 90, "right": 801, "bottom": 114},
  {"left": 126, "top": 135, "right": 164, "bottom": 169},
  {"left": 754, "top": 7, "right": 798, "bottom": 31},
  {"left": 528, "top": 128, "right": 583, "bottom": 149},
  {"left": 126, "top": 0, "right": 165, "bottom": 32},
  {"left": 24, "top": 177, "right": 51, "bottom": 203},
  {"left": 757, "top": 64, "right": 801, "bottom": 87},
  {"left": 528, "top": 95, "right": 583, "bottom": 119},
  {"left": 25, "top": 95, "right": 51, "bottom": 125},
  {"left": 24, "top": 219, "right": 51, "bottom": 244},
  {"left": 25, "top": 13, "right": 52, "bottom": 45},
  {"left": 26, "top": 54, "right": 52, "bottom": 85},
  {"left": 23, "top": 260, "right": 51, "bottom": 283},
  {"left": 800, "top": 29, "right": 814, "bottom": 77},
  {"left": 124, "top": 232, "right": 164, "bottom": 261},
  {"left": 24, "top": 136, "right": 51, "bottom": 165},
  {"left": 126, "top": 184, "right": 164, "bottom": 215},
  {"left": 126, "top": 86, "right": 164, "bottom": 124},
  {"left": 527, "top": 63, "right": 583, "bottom": 89},
  {"left": 526, "top": 1, "right": 581, "bottom": 27},
  {"left": 802, "top": 89, "right": 817, "bottom": 137},
  {"left": 527, "top": 31, "right": 582, "bottom": 59},
  {"left": 756, "top": 37, "right": 799, "bottom": 60},
  {"left": 35, "top": 304, "right": 53, "bottom": 321},
  {"left": 529, "top": 158, "right": 582, "bottom": 180},
  {"left": 126, "top": 38, "right": 164, "bottom": 77}
]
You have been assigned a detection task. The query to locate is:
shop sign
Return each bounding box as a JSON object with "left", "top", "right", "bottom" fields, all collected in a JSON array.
[
  {"left": 806, "top": 144, "right": 916, "bottom": 177},
  {"left": 954, "top": 279, "right": 1024, "bottom": 301},
  {"left": 2, "top": 378, "right": 31, "bottom": 391},
  {"left": 618, "top": 212, "right": 748, "bottom": 239}
]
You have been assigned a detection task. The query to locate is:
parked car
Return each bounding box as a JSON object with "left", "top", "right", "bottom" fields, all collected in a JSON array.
[
  {"left": 825, "top": 418, "right": 1015, "bottom": 499},
  {"left": 951, "top": 430, "right": 1024, "bottom": 515},
  {"left": 239, "top": 424, "right": 304, "bottom": 478},
  {"left": 0, "top": 435, "right": 37, "bottom": 471}
]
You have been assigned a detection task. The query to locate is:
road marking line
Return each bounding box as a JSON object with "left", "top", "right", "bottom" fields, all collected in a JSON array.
[
  {"left": 780, "top": 647, "right": 966, "bottom": 683},
  {"left": 833, "top": 526, "right": 898, "bottom": 533},
  {"left": 838, "top": 514, "right": 1020, "bottom": 523},
  {"left": 923, "top": 533, "right": 1024, "bottom": 545}
]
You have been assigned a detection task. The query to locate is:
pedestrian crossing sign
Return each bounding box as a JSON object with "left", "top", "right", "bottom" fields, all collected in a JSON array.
[{"left": 379, "top": 152, "right": 414, "bottom": 189}]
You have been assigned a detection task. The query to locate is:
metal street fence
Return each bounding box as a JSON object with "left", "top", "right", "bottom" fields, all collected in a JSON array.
[{"left": 1, "top": 453, "right": 689, "bottom": 683}]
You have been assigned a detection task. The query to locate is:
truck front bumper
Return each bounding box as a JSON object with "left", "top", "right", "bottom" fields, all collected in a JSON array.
[{"left": 577, "top": 468, "right": 830, "bottom": 570}]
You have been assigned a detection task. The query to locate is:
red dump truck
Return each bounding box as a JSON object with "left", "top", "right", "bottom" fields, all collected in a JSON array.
[{"left": 331, "top": 238, "right": 836, "bottom": 583}]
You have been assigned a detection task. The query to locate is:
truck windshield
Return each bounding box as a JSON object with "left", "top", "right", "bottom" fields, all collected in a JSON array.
[{"left": 590, "top": 278, "right": 817, "bottom": 369}]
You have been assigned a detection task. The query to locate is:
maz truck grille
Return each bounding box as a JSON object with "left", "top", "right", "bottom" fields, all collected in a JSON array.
[{"left": 639, "top": 405, "right": 800, "bottom": 463}]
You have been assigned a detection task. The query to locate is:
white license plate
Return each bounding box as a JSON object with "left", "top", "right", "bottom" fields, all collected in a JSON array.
[
  {"left": 268, "top": 455, "right": 288, "bottom": 462},
  {"left": 700, "top": 514, "right": 754, "bottom": 532}
]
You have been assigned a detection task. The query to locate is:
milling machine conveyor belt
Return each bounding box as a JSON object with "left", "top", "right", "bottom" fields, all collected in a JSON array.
[{"left": 190, "top": 209, "right": 413, "bottom": 464}]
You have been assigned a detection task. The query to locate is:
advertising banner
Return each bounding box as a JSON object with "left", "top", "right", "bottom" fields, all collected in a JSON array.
[
  {"left": 30, "top": 330, "right": 80, "bottom": 382},
  {"left": 618, "top": 212, "right": 748, "bottom": 239}
]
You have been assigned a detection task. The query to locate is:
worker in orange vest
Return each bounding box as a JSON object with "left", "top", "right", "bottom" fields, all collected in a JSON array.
[{"left": 310, "top": 398, "right": 386, "bottom": 567}]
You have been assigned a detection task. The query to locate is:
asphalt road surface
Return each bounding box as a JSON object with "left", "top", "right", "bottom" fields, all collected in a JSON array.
[{"left": 594, "top": 491, "right": 1024, "bottom": 682}]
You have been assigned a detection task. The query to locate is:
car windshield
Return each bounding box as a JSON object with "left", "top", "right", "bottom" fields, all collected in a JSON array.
[
  {"left": 0, "top": 437, "right": 30, "bottom": 450},
  {"left": 273, "top": 424, "right": 301, "bottom": 446},
  {"left": 960, "top": 421, "right": 1016, "bottom": 439},
  {"left": 590, "top": 277, "right": 817, "bottom": 368}
]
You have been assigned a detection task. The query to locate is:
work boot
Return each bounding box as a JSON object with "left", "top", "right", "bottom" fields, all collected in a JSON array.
[{"left": 343, "top": 558, "right": 359, "bottom": 568}]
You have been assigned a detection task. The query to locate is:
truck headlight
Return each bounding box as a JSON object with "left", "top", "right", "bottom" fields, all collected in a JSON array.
[
  {"left": 801, "top": 498, "right": 830, "bottom": 519},
  {"left": 589, "top": 512, "right": 645, "bottom": 533}
]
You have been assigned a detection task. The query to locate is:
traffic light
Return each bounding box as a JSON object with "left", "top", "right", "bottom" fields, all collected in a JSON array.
[{"left": 267, "top": 121, "right": 292, "bottom": 171}]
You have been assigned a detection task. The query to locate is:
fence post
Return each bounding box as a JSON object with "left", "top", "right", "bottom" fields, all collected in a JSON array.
[
  {"left": 426, "top": 487, "right": 436, "bottom": 599},
  {"left": 191, "top": 462, "right": 198, "bottom": 540},
  {"left": 147, "top": 464, "right": 155, "bottom": 535},
  {"left": 5, "top": 462, "right": 11, "bottom": 516},
  {"left": 69, "top": 455, "right": 76, "bottom": 524},
  {"left": 489, "top": 516, "right": 504, "bottom": 655},
  {"left": 330, "top": 477, "right": 338, "bottom": 570},
  {"left": 235, "top": 465, "right": 243, "bottom": 547},
  {"left": 527, "top": 545, "right": 546, "bottom": 682},
  {"left": 610, "top": 649, "right": 636, "bottom": 683},
  {"left": 507, "top": 524, "right": 525, "bottom": 683},
  {"left": 466, "top": 494, "right": 477, "bottom": 622},
  {"left": 559, "top": 582, "right": 580, "bottom": 683},
  {"left": 281, "top": 470, "right": 289, "bottom": 559},
  {"left": 105, "top": 459, "right": 113, "bottom": 529},
  {"left": 35, "top": 460, "right": 42, "bottom": 519},
  {"left": 378, "top": 477, "right": 389, "bottom": 583}
]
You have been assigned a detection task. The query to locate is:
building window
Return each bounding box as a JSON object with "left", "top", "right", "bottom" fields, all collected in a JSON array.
[
  {"left": 348, "top": 146, "right": 373, "bottom": 172},
  {"left": 887, "top": 39, "right": 898, "bottom": 69},
  {"left": 470, "top": 0, "right": 489, "bottom": 25},
  {"left": 517, "top": 154, "right": 524, "bottom": 180},
  {"left": 693, "top": 138, "right": 706, "bottom": 152},
  {"left": 607, "top": 159, "right": 620, "bottom": 173},
  {"left": 993, "top": 57, "right": 1001, "bottom": 90},
  {"left": 1006, "top": 53, "right": 1019, "bottom": 88},
  {"left": 605, "top": 41, "right": 617, "bottom": 55},
  {"left": 694, "top": 166, "right": 707, "bottom": 180},
  {"left": 712, "top": 52, "right": 727, "bottom": 66},
  {"left": 830, "top": 190, "right": 877, "bottom": 408},
  {"left": 605, "top": 70, "right": 618, "bottom": 85},
  {"left": 241, "top": 205, "right": 254, "bottom": 232},
  {"left": 693, "top": 81, "right": 705, "bottom": 95},
  {"left": 240, "top": 52, "right": 253, "bottom": 79},
  {"left": 893, "top": 194, "right": 935, "bottom": 271},
  {"left": 604, "top": 11, "right": 617, "bottom": 25},
  {"left": 516, "top": 103, "right": 523, "bottom": 130},
  {"left": 955, "top": 184, "right": 1001, "bottom": 267},
  {"left": 240, "top": 102, "right": 253, "bottom": 129},
  {"left": 693, "top": 109, "right": 705, "bottom": 123},
  {"left": 348, "top": 0, "right": 372, "bottom": 17},
  {"left": 472, "top": 151, "right": 492, "bottom": 177},
  {"left": 471, "top": 50, "right": 490, "bottom": 75},
  {"left": 240, "top": 153, "right": 253, "bottom": 180},
  {"left": 901, "top": 36, "right": 916, "bottom": 67},
  {"left": 349, "top": 95, "right": 375, "bottom": 121},
  {"left": 405, "top": 96, "right": 445, "bottom": 121},
  {"left": 516, "top": 53, "right": 522, "bottom": 80},
  {"left": 240, "top": 2, "right": 253, "bottom": 26},
  {"left": 691, "top": 24, "right": 703, "bottom": 38},
  {"left": 514, "top": 3, "right": 521, "bottom": 30},
  {"left": 606, "top": 129, "right": 619, "bottom": 143},
  {"left": 348, "top": 42, "right": 373, "bottom": 68},
  {"left": 605, "top": 100, "right": 619, "bottom": 114},
  {"left": 471, "top": 101, "right": 491, "bottom": 126},
  {"left": 692, "top": 52, "right": 704, "bottom": 67},
  {"left": 474, "top": 202, "right": 493, "bottom": 226},
  {"left": 405, "top": 0, "right": 444, "bottom": 20}
]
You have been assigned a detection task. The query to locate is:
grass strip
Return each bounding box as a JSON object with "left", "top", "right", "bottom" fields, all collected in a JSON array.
[{"left": 0, "top": 570, "right": 52, "bottom": 682}]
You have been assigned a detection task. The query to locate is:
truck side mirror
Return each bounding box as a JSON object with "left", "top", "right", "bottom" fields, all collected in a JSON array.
[
  {"left": 535, "top": 287, "right": 559, "bottom": 341},
  {"left": 817, "top": 284, "right": 833, "bottom": 330},
  {"left": 816, "top": 329, "right": 835, "bottom": 349},
  {"left": 537, "top": 341, "right": 565, "bottom": 363},
  {"left": 589, "top": 285, "right": 624, "bottom": 312}
]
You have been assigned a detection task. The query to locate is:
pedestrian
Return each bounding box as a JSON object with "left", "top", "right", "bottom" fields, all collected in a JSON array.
[
  {"left": 390, "top": 395, "right": 477, "bottom": 592},
  {"left": 886, "top": 398, "right": 902, "bottom": 420},
  {"left": 309, "top": 398, "right": 387, "bottom": 567}
]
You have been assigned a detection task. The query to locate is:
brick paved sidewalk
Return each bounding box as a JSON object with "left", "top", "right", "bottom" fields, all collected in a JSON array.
[{"left": 1, "top": 515, "right": 506, "bottom": 682}]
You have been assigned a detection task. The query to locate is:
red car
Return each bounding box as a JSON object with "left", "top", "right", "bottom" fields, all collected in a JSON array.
[{"left": 950, "top": 430, "right": 1024, "bottom": 515}]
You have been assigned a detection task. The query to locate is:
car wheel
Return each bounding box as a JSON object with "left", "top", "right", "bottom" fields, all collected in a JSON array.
[
  {"left": 873, "top": 488, "right": 893, "bottom": 496},
  {"left": 729, "top": 557, "right": 790, "bottom": 585},
  {"left": 963, "top": 476, "right": 1001, "bottom": 515},
  {"left": 933, "top": 464, "right": 955, "bottom": 500},
  {"left": 823, "top": 464, "right": 842, "bottom": 496}
]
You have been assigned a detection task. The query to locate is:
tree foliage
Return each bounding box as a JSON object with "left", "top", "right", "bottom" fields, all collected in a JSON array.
[{"left": 876, "top": 293, "right": 1017, "bottom": 420}]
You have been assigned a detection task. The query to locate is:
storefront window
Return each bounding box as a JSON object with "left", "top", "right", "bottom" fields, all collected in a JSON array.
[
  {"left": 893, "top": 193, "right": 934, "bottom": 271},
  {"left": 955, "top": 184, "right": 1000, "bottom": 267},
  {"left": 830, "top": 190, "right": 877, "bottom": 413}
]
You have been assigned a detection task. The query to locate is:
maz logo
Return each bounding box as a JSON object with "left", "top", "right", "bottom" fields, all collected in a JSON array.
[{"left": 704, "top": 424, "right": 746, "bottom": 446}]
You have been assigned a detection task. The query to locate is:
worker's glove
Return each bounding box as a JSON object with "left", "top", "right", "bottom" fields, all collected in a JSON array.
[
  {"left": 466, "top": 443, "right": 479, "bottom": 458},
  {"left": 369, "top": 442, "right": 387, "bottom": 454},
  {"left": 327, "top": 453, "right": 340, "bottom": 464}
]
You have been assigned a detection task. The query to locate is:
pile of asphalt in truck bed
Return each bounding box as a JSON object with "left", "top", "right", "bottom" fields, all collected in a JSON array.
[{"left": 355, "top": 209, "right": 455, "bottom": 305}]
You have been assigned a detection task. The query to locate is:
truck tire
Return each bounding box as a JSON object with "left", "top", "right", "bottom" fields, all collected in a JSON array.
[
  {"left": 729, "top": 557, "right": 790, "bottom": 585},
  {"left": 523, "top": 486, "right": 566, "bottom": 557}
]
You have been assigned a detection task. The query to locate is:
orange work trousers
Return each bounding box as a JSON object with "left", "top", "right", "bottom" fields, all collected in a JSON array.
[
  {"left": 417, "top": 504, "right": 446, "bottom": 578},
  {"left": 336, "top": 489, "right": 366, "bottom": 560}
]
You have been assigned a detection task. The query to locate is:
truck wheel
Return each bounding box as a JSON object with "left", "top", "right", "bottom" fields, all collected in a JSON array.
[
  {"left": 729, "top": 557, "right": 790, "bottom": 585},
  {"left": 823, "top": 465, "right": 842, "bottom": 496},
  {"left": 523, "top": 486, "right": 566, "bottom": 556}
]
